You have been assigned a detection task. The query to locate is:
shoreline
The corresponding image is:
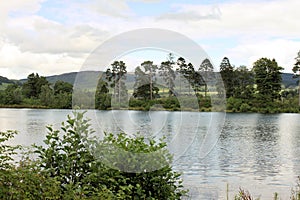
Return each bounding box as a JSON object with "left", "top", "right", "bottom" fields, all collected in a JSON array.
[{"left": 0, "top": 104, "right": 300, "bottom": 114}]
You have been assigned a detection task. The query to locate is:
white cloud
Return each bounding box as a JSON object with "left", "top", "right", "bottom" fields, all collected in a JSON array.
[
  {"left": 0, "top": 0, "right": 300, "bottom": 79},
  {"left": 226, "top": 39, "right": 300, "bottom": 72},
  {"left": 156, "top": 0, "right": 300, "bottom": 38},
  {"left": 158, "top": 4, "right": 221, "bottom": 21},
  {"left": 0, "top": 43, "right": 85, "bottom": 79},
  {"left": 4, "top": 15, "right": 108, "bottom": 54}
]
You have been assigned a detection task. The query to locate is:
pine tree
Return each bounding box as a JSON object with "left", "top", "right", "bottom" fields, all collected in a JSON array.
[
  {"left": 253, "top": 58, "right": 283, "bottom": 105},
  {"left": 199, "top": 58, "right": 214, "bottom": 97},
  {"left": 220, "top": 57, "right": 235, "bottom": 98},
  {"left": 292, "top": 50, "right": 300, "bottom": 106}
]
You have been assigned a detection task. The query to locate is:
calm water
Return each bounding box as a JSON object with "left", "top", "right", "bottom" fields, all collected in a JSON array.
[{"left": 1, "top": 108, "right": 300, "bottom": 199}]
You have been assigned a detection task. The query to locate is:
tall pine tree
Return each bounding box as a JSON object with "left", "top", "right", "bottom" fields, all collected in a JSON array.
[{"left": 253, "top": 58, "right": 283, "bottom": 105}]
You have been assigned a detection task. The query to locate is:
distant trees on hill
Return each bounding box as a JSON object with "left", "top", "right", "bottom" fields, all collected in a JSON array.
[
  {"left": 1, "top": 52, "right": 300, "bottom": 113},
  {"left": 0, "top": 73, "right": 73, "bottom": 108}
]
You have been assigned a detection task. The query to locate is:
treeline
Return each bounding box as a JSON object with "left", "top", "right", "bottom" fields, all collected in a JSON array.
[
  {"left": 219, "top": 57, "right": 298, "bottom": 113},
  {"left": 94, "top": 54, "right": 219, "bottom": 111},
  {"left": 2, "top": 52, "right": 300, "bottom": 113},
  {"left": 94, "top": 54, "right": 300, "bottom": 113},
  {"left": 0, "top": 73, "right": 73, "bottom": 108}
]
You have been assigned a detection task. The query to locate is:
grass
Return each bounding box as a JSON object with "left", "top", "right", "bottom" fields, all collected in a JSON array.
[
  {"left": 0, "top": 83, "right": 12, "bottom": 90},
  {"left": 231, "top": 177, "right": 300, "bottom": 200}
]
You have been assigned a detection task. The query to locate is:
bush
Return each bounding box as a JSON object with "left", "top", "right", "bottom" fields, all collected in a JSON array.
[
  {"left": 33, "top": 112, "right": 187, "bottom": 199},
  {"left": 93, "top": 132, "right": 187, "bottom": 199},
  {"left": 239, "top": 103, "right": 251, "bottom": 113},
  {"left": 0, "top": 131, "right": 62, "bottom": 199},
  {"left": 0, "top": 112, "right": 187, "bottom": 199}
]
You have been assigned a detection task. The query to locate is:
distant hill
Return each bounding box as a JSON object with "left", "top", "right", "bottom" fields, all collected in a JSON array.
[
  {"left": 5, "top": 71, "right": 300, "bottom": 89},
  {"left": 282, "top": 73, "right": 298, "bottom": 88},
  {"left": 45, "top": 71, "right": 136, "bottom": 90},
  {"left": 0, "top": 76, "right": 14, "bottom": 85}
]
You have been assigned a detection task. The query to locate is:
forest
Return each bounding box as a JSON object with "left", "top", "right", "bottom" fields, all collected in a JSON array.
[{"left": 1, "top": 52, "right": 300, "bottom": 113}]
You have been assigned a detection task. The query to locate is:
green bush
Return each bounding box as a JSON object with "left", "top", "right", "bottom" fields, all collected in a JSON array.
[
  {"left": 93, "top": 132, "right": 187, "bottom": 199},
  {"left": 0, "top": 131, "right": 62, "bottom": 199},
  {"left": 33, "top": 112, "right": 187, "bottom": 199},
  {"left": 0, "top": 112, "right": 187, "bottom": 199},
  {"left": 0, "top": 160, "right": 62, "bottom": 200},
  {"left": 239, "top": 103, "right": 251, "bottom": 113}
]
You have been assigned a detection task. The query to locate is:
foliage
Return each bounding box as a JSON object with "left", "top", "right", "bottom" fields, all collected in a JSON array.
[
  {"left": 159, "top": 53, "right": 176, "bottom": 97},
  {"left": 2, "top": 54, "right": 300, "bottom": 113},
  {"left": 0, "top": 130, "right": 18, "bottom": 170},
  {"left": 0, "top": 131, "right": 62, "bottom": 199},
  {"left": 220, "top": 57, "right": 235, "bottom": 98},
  {"left": 39, "top": 84, "right": 54, "bottom": 107},
  {"left": 199, "top": 58, "right": 214, "bottom": 97},
  {"left": 0, "top": 73, "right": 73, "bottom": 109},
  {"left": 3, "top": 84, "right": 22, "bottom": 105},
  {"left": 134, "top": 61, "right": 159, "bottom": 100},
  {"left": 22, "top": 73, "right": 49, "bottom": 98},
  {"left": 54, "top": 80, "right": 73, "bottom": 95},
  {"left": 95, "top": 79, "right": 111, "bottom": 110},
  {"left": 176, "top": 57, "right": 197, "bottom": 95},
  {"left": 33, "top": 112, "right": 187, "bottom": 199},
  {"left": 233, "top": 66, "right": 254, "bottom": 100},
  {"left": 234, "top": 188, "right": 255, "bottom": 200},
  {"left": 253, "top": 58, "right": 283, "bottom": 103},
  {"left": 93, "top": 132, "right": 187, "bottom": 199},
  {"left": 0, "top": 159, "right": 62, "bottom": 200},
  {"left": 106, "top": 61, "right": 128, "bottom": 106},
  {"left": 291, "top": 176, "right": 300, "bottom": 200},
  {"left": 34, "top": 112, "right": 95, "bottom": 191}
]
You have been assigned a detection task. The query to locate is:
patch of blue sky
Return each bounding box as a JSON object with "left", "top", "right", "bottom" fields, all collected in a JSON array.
[
  {"left": 36, "top": 0, "right": 77, "bottom": 24},
  {"left": 127, "top": 0, "right": 229, "bottom": 17}
]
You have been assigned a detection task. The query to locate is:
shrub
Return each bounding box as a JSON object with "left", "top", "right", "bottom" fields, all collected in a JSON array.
[
  {"left": 239, "top": 103, "right": 251, "bottom": 113},
  {"left": 0, "top": 131, "right": 62, "bottom": 200},
  {"left": 34, "top": 112, "right": 187, "bottom": 199},
  {"left": 93, "top": 132, "right": 187, "bottom": 199}
]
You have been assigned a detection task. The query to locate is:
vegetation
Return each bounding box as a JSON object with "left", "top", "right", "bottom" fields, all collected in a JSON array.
[
  {"left": 2, "top": 51, "right": 300, "bottom": 113},
  {"left": 0, "top": 112, "right": 187, "bottom": 199},
  {"left": 0, "top": 73, "right": 73, "bottom": 109},
  {"left": 1, "top": 113, "right": 300, "bottom": 199},
  {"left": 233, "top": 179, "right": 300, "bottom": 200},
  {"left": 93, "top": 53, "right": 300, "bottom": 113}
]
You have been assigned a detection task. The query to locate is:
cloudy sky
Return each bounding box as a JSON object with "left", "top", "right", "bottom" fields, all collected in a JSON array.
[{"left": 0, "top": 0, "right": 300, "bottom": 79}]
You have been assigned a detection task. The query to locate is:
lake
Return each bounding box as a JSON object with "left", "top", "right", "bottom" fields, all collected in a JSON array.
[{"left": 1, "top": 108, "right": 300, "bottom": 199}]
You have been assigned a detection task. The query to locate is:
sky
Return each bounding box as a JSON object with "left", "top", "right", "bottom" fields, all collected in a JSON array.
[{"left": 0, "top": 0, "right": 300, "bottom": 79}]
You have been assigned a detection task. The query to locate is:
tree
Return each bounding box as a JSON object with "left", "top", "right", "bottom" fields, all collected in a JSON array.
[
  {"left": 53, "top": 80, "right": 73, "bottom": 95},
  {"left": 95, "top": 79, "right": 111, "bottom": 110},
  {"left": 4, "top": 84, "right": 22, "bottom": 105},
  {"left": 176, "top": 57, "right": 186, "bottom": 95},
  {"left": 220, "top": 57, "right": 235, "bottom": 98},
  {"left": 159, "top": 53, "right": 176, "bottom": 97},
  {"left": 292, "top": 50, "right": 300, "bottom": 106},
  {"left": 186, "top": 63, "right": 198, "bottom": 95},
  {"left": 39, "top": 85, "right": 54, "bottom": 107},
  {"left": 53, "top": 92, "right": 72, "bottom": 109},
  {"left": 22, "top": 73, "right": 49, "bottom": 98},
  {"left": 133, "top": 61, "right": 159, "bottom": 100},
  {"left": 233, "top": 66, "right": 254, "bottom": 100},
  {"left": 176, "top": 57, "right": 196, "bottom": 95},
  {"left": 105, "top": 61, "right": 128, "bottom": 106},
  {"left": 253, "top": 58, "right": 283, "bottom": 104},
  {"left": 199, "top": 58, "right": 214, "bottom": 97}
]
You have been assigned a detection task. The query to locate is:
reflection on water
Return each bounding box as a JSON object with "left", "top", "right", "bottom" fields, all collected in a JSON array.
[{"left": 1, "top": 109, "right": 300, "bottom": 199}]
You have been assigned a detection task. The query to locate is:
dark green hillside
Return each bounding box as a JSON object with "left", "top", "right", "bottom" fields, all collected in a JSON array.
[
  {"left": 0, "top": 76, "right": 14, "bottom": 85},
  {"left": 13, "top": 72, "right": 300, "bottom": 90},
  {"left": 282, "top": 73, "right": 298, "bottom": 88}
]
